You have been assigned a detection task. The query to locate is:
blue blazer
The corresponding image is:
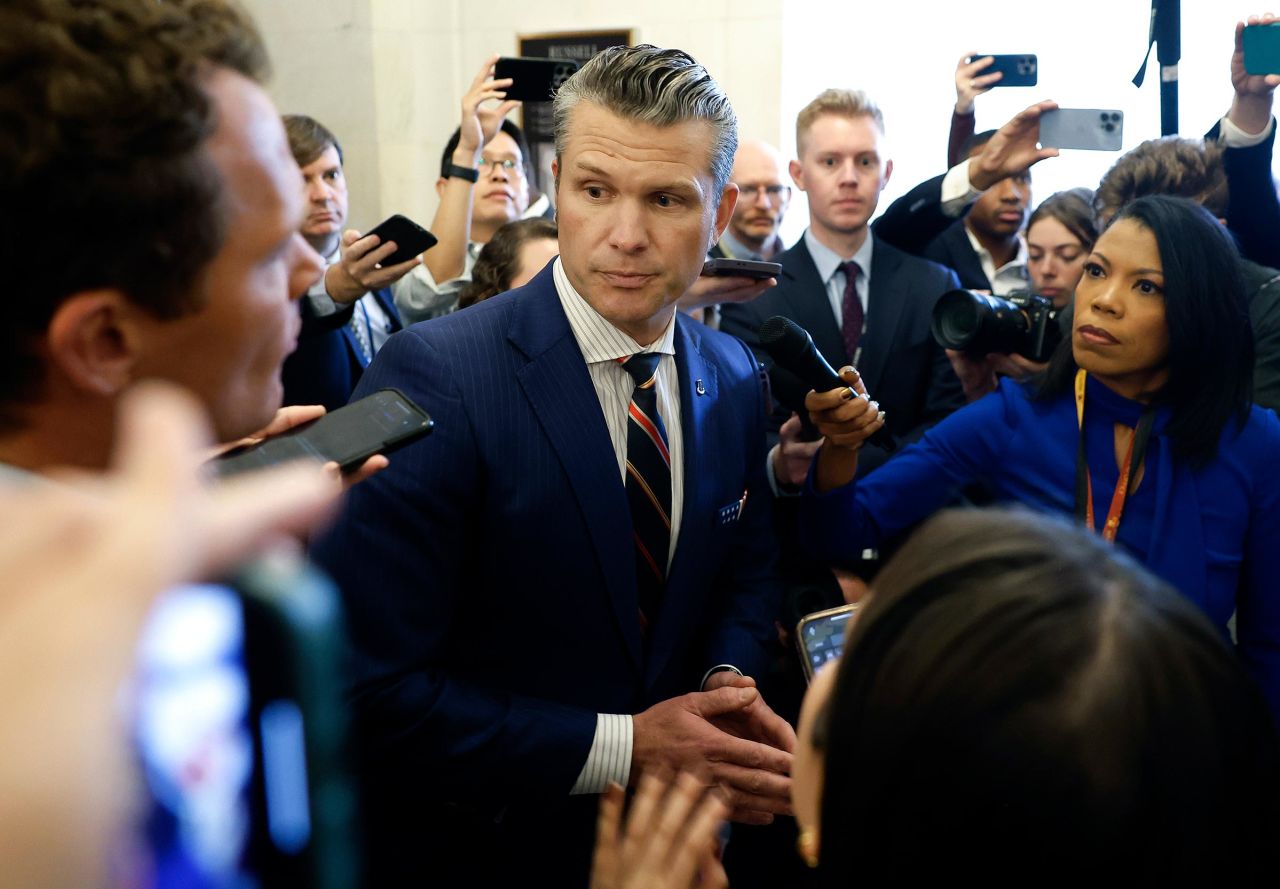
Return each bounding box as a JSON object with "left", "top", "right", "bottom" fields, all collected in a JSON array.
[
  {"left": 280, "top": 287, "right": 401, "bottom": 411},
  {"left": 800, "top": 376, "right": 1280, "bottom": 720},
  {"left": 310, "top": 265, "right": 780, "bottom": 883}
]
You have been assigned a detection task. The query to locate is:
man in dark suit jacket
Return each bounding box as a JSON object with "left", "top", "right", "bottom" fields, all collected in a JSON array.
[
  {"left": 311, "top": 46, "right": 792, "bottom": 888},
  {"left": 279, "top": 115, "right": 416, "bottom": 410},
  {"left": 873, "top": 130, "right": 1034, "bottom": 296},
  {"left": 721, "top": 88, "right": 966, "bottom": 479}
]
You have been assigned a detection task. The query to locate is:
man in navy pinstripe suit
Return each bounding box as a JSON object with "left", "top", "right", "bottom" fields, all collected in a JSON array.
[{"left": 312, "top": 45, "right": 792, "bottom": 887}]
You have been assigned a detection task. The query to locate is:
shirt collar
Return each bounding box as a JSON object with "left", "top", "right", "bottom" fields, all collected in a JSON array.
[
  {"left": 804, "top": 228, "right": 874, "bottom": 285},
  {"left": 552, "top": 258, "right": 677, "bottom": 364},
  {"left": 964, "top": 226, "right": 1028, "bottom": 274}
]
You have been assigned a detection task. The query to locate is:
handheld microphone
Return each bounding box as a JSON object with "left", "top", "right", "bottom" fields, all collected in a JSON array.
[{"left": 757, "top": 315, "right": 896, "bottom": 453}]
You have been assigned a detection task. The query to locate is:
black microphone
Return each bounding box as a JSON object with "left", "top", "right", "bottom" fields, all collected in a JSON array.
[{"left": 757, "top": 315, "right": 895, "bottom": 453}]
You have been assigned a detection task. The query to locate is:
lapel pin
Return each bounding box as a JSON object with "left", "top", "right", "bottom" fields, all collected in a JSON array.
[{"left": 695, "top": 379, "right": 706, "bottom": 396}]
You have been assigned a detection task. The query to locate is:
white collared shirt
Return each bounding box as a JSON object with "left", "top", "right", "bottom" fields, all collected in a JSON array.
[
  {"left": 552, "top": 257, "right": 687, "bottom": 796},
  {"left": 963, "top": 227, "right": 1030, "bottom": 296}
]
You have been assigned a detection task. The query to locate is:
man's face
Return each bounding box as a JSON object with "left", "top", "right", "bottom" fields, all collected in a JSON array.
[
  {"left": 473, "top": 131, "right": 530, "bottom": 231},
  {"left": 727, "top": 141, "right": 790, "bottom": 248},
  {"left": 791, "top": 114, "right": 892, "bottom": 239},
  {"left": 133, "top": 68, "right": 321, "bottom": 441},
  {"left": 298, "top": 144, "right": 348, "bottom": 251},
  {"left": 965, "top": 145, "right": 1030, "bottom": 242},
  {"left": 553, "top": 101, "right": 735, "bottom": 345}
]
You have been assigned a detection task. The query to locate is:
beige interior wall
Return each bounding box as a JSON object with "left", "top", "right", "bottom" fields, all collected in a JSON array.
[{"left": 241, "top": 0, "right": 784, "bottom": 233}]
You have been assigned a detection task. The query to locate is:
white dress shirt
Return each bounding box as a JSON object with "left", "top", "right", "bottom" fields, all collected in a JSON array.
[{"left": 552, "top": 258, "right": 684, "bottom": 795}]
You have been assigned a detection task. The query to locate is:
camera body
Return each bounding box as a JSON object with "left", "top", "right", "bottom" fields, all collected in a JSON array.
[{"left": 931, "top": 289, "right": 1063, "bottom": 362}]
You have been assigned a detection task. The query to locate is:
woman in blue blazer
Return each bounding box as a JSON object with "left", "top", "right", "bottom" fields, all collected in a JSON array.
[{"left": 801, "top": 195, "right": 1280, "bottom": 719}]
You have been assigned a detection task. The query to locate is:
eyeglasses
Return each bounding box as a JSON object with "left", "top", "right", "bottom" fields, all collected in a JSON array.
[
  {"left": 739, "top": 184, "right": 791, "bottom": 203},
  {"left": 479, "top": 158, "right": 522, "bottom": 174}
]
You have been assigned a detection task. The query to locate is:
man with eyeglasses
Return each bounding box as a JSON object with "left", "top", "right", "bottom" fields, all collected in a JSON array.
[
  {"left": 396, "top": 55, "right": 534, "bottom": 324},
  {"left": 713, "top": 139, "right": 792, "bottom": 262}
]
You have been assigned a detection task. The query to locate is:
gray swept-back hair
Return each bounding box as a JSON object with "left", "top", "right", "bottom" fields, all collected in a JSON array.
[{"left": 552, "top": 44, "right": 738, "bottom": 196}]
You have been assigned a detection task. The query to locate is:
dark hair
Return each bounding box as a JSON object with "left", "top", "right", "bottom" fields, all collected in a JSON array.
[
  {"left": 1028, "top": 187, "right": 1099, "bottom": 250},
  {"left": 457, "top": 219, "right": 558, "bottom": 308},
  {"left": 283, "top": 113, "right": 343, "bottom": 167},
  {"left": 0, "top": 0, "right": 267, "bottom": 431},
  {"left": 960, "top": 128, "right": 997, "bottom": 158},
  {"left": 439, "top": 119, "right": 531, "bottom": 179},
  {"left": 814, "top": 507, "right": 1280, "bottom": 885},
  {"left": 1095, "top": 136, "right": 1227, "bottom": 222},
  {"left": 1038, "top": 195, "right": 1252, "bottom": 465}
]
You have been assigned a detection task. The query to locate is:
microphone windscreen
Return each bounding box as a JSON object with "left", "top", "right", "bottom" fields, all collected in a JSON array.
[{"left": 758, "top": 315, "right": 809, "bottom": 361}]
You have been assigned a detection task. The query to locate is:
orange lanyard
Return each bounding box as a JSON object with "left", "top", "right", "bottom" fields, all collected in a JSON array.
[{"left": 1074, "top": 369, "right": 1155, "bottom": 543}]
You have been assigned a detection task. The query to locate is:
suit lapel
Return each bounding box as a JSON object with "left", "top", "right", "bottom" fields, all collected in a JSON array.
[
  {"left": 860, "top": 237, "right": 909, "bottom": 395},
  {"left": 508, "top": 271, "right": 643, "bottom": 673},
  {"left": 943, "top": 223, "right": 992, "bottom": 290},
  {"left": 373, "top": 286, "right": 403, "bottom": 331},
  {"left": 781, "top": 240, "right": 847, "bottom": 366},
  {"left": 645, "top": 318, "right": 719, "bottom": 687}
]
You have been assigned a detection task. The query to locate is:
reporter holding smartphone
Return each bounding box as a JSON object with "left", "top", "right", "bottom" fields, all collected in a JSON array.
[{"left": 281, "top": 115, "right": 415, "bottom": 411}]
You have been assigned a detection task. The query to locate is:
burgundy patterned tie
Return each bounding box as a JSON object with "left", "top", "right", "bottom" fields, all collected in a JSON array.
[
  {"left": 839, "top": 260, "right": 863, "bottom": 363},
  {"left": 619, "top": 353, "right": 671, "bottom": 633}
]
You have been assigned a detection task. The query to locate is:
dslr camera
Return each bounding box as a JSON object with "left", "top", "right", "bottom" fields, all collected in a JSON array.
[{"left": 931, "top": 289, "right": 1062, "bottom": 363}]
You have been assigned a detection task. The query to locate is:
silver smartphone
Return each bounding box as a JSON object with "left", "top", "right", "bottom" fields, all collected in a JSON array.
[{"left": 1038, "top": 109, "right": 1124, "bottom": 152}]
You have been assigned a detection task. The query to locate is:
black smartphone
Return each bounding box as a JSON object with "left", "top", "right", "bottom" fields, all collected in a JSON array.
[
  {"left": 702, "top": 258, "right": 782, "bottom": 280},
  {"left": 1038, "top": 109, "right": 1124, "bottom": 151},
  {"left": 1243, "top": 23, "right": 1280, "bottom": 75},
  {"left": 365, "top": 214, "right": 437, "bottom": 267},
  {"left": 796, "top": 603, "right": 861, "bottom": 681},
  {"left": 494, "top": 56, "right": 580, "bottom": 102},
  {"left": 131, "top": 553, "right": 358, "bottom": 888},
  {"left": 216, "top": 388, "right": 433, "bottom": 477},
  {"left": 238, "top": 552, "right": 359, "bottom": 888},
  {"left": 971, "top": 53, "right": 1038, "bottom": 87}
]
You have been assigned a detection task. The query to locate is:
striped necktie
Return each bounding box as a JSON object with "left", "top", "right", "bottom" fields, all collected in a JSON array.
[{"left": 619, "top": 352, "right": 671, "bottom": 633}]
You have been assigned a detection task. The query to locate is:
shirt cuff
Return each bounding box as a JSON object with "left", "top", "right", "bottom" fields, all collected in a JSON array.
[
  {"left": 570, "top": 713, "right": 633, "bottom": 795},
  {"left": 940, "top": 158, "right": 982, "bottom": 217},
  {"left": 392, "top": 265, "right": 467, "bottom": 322},
  {"left": 1218, "top": 114, "right": 1275, "bottom": 148}
]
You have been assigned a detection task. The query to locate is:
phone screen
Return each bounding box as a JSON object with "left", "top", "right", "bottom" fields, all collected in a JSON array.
[
  {"left": 798, "top": 606, "right": 858, "bottom": 677},
  {"left": 215, "top": 388, "right": 432, "bottom": 477},
  {"left": 131, "top": 583, "right": 256, "bottom": 888}
]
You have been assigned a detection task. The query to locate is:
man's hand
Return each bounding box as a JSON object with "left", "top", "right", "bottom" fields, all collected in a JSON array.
[
  {"left": 632, "top": 686, "right": 793, "bottom": 826},
  {"left": 969, "top": 100, "right": 1059, "bottom": 192},
  {"left": 0, "top": 383, "right": 344, "bottom": 889},
  {"left": 771, "top": 413, "right": 822, "bottom": 488},
  {"left": 324, "top": 229, "right": 421, "bottom": 304},
  {"left": 457, "top": 54, "right": 520, "bottom": 160},
  {"left": 955, "top": 52, "right": 1001, "bottom": 116},
  {"left": 210, "top": 404, "right": 389, "bottom": 489},
  {"left": 1229, "top": 15, "right": 1280, "bottom": 135},
  {"left": 677, "top": 274, "right": 776, "bottom": 313},
  {"left": 590, "top": 772, "right": 728, "bottom": 889},
  {"left": 702, "top": 671, "right": 797, "bottom": 754},
  {"left": 946, "top": 350, "right": 1046, "bottom": 403}
]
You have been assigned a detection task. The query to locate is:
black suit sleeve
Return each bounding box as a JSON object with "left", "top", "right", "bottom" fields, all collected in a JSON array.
[
  {"left": 1207, "top": 117, "right": 1280, "bottom": 270},
  {"left": 871, "top": 173, "right": 959, "bottom": 258}
]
